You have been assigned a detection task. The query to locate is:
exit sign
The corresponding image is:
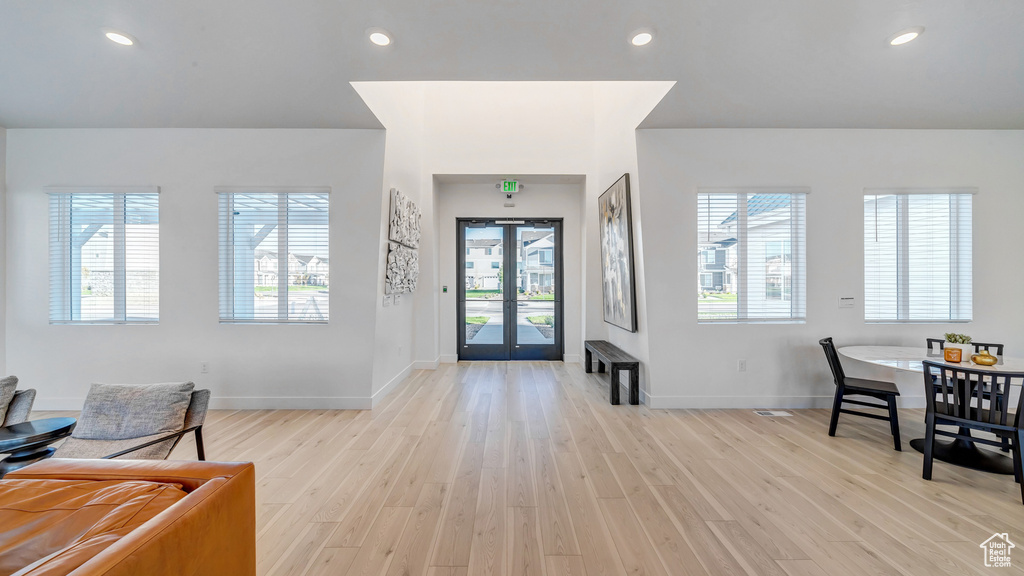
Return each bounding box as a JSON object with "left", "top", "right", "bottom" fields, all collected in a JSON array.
[{"left": 502, "top": 180, "right": 518, "bottom": 193}]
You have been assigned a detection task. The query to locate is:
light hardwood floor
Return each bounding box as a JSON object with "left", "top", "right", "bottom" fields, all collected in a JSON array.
[{"left": 36, "top": 362, "right": 1024, "bottom": 575}]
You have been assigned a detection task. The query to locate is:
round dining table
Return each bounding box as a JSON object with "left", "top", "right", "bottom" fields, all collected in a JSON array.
[{"left": 838, "top": 346, "right": 1024, "bottom": 475}]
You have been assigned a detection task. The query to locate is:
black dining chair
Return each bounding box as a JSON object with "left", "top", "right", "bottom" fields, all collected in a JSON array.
[
  {"left": 921, "top": 361, "right": 1024, "bottom": 504},
  {"left": 819, "top": 337, "right": 902, "bottom": 451},
  {"left": 972, "top": 342, "right": 1005, "bottom": 356},
  {"left": 926, "top": 338, "right": 945, "bottom": 353}
]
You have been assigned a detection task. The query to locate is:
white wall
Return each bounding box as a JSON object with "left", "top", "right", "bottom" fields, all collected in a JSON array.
[
  {"left": 436, "top": 179, "right": 585, "bottom": 362},
  {"left": 0, "top": 127, "right": 6, "bottom": 376},
  {"left": 636, "top": 129, "right": 1024, "bottom": 408},
  {"left": 353, "top": 83, "right": 429, "bottom": 403},
  {"left": 6, "top": 129, "right": 386, "bottom": 409}
]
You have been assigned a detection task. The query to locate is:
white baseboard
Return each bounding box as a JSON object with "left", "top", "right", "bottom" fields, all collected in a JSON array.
[
  {"left": 563, "top": 354, "right": 581, "bottom": 364},
  {"left": 440, "top": 354, "right": 459, "bottom": 364},
  {"left": 412, "top": 358, "right": 440, "bottom": 370},
  {"left": 642, "top": 394, "right": 927, "bottom": 410},
  {"left": 371, "top": 364, "right": 414, "bottom": 408},
  {"left": 33, "top": 396, "right": 376, "bottom": 411}
]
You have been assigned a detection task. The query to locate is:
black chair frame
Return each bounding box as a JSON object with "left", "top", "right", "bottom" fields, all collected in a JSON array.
[
  {"left": 921, "top": 361, "right": 1023, "bottom": 504},
  {"left": 819, "top": 337, "right": 901, "bottom": 451},
  {"left": 101, "top": 425, "right": 206, "bottom": 461}
]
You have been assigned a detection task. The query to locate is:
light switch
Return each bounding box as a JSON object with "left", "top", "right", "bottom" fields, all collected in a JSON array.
[{"left": 838, "top": 297, "right": 855, "bottom": 309}]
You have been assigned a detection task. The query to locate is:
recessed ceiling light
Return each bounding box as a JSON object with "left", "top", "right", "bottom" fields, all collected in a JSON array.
[
  {"left": 367, "top": 28, "right": 392, "bottom": 47},
  {"left": 630, "top": 30, "right": 653, "bottom": 47},
  {"left": 888, "top": 26, "right": 924, "bottom": 46},
  {"left": 104, "top": 30, "right": 136, "bottom": 46}
]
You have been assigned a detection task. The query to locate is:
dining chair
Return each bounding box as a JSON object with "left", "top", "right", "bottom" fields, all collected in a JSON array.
[
  {"left": 819, "top": 337, "right": 902, "bottom": 451},
  {"left": 921, "top": 361, "right": 1024, "bottom": 504},
  {"left": 972, "top": 342, "right": 1005, "bottom": 355},
  {"left": 926, "top": 338, "right": 945, "bottom": 353}
]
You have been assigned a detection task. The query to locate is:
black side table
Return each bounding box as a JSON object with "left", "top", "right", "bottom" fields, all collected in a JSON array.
[{"left": 0, "top": 417, "right": 77, "bottom": 478}]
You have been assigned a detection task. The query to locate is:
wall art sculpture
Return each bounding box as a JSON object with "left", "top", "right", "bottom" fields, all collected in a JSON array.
[{"left": 385, "top": 189, "right": 421, "bottom": 294}]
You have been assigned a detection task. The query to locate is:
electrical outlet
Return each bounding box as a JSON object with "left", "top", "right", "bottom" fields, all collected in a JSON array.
[
  {"left": 394, "top": 295, "right": 401, "bottom": 305},
  {"left": 737, "top": 359, "right": 747, "bottom": 372},
  {"left": 200, "top": 362, "right": 209, "bottom": 374},
  {"left": 383, "top": 295, "right": 391, "bottom": 307}
]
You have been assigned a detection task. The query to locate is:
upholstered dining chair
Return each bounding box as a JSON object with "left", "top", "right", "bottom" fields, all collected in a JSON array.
[
  {"left": 819, "top": 337, "right": 902, "bottom": 450},
  {"left": 54, "top": 382, "right": 209, "bottom": 461},
  {"left": 1, "top": 376, "right": 37, "bottom": 427}
]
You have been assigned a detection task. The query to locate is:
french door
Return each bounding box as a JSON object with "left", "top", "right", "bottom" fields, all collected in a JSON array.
[{"left": 458, "top": 218, "right": 563, "bottom": 361}]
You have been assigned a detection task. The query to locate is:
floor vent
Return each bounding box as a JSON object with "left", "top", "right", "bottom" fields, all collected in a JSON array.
[{"left": 753, "top": 410, "right": 793, "bottom": 417}]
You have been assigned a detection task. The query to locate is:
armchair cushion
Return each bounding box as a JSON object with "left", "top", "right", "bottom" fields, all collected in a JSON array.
[
  {"left": 4, "top": 390, "right": 37, "bottom": 427},
  {"left": 74, "top": 382, "right": 195, "bottom": 441},
  {"left": 0, "top": 376, "right": 17, "bottom": 426},
  {"left": 54, "top": 433, "right": 182, "bottom": 460}
]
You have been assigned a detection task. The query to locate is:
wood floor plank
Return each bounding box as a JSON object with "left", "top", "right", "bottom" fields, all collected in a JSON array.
[
  {"left": 545, "top": 556, "right": 587, "bottom": 576},
  {"left": 386, "top": 483, "right": 449, "bottom": 576},
  {"left": 509, "top": 507, "right": 544, "bottom": 576},
  {"left": 431, "top": 443, "right": 486, "bottom": 566},
  {"left": 339, "top": 506, "right": 412, "bottom": 576},
  {"left": 96, "top": 361, "right": 1022, "bottom": 576},
  {"left": 533, "top": 438, "right": 580, "bottom": 556},
  {"left": 553, "top": 451, "right": 628, "bottom": 576},
  {"left": 468, "top": 467, "right": 506, "bottom": 576}
]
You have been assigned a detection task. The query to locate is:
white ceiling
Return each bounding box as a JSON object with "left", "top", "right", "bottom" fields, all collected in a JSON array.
[{"left": 1, "top": 0, "right": 1022, "bottom": 129}]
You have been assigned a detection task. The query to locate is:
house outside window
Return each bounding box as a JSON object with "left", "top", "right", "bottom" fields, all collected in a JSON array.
[
  {"left": 697, "top": 190, "right": 806, "bottom": 322},
  {"left": 48, "top": 188, "right": 160, "bottom": 324},
  {"left": 218, "top": 187, "right": 330, "bottom": 323}
]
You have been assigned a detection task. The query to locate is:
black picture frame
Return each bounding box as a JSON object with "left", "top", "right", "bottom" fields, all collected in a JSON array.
[{"left": 598, "top": 174, "right": 637, "bottom": 333}]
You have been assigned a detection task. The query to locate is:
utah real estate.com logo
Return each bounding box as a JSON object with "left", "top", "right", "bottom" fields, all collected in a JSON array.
[{"left": 980, "top": 533, "right": 1014, "bottom": 568}]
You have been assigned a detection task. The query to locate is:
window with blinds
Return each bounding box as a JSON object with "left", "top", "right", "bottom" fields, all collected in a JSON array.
[
  {"left": 864, "top": 190, "right": 973, "bottom": 322},
  {"left": 697, "top": 190, "right": 807, "bottom": 322},
  {"left": 48, "top": 188, "right": 160, "bottom": 324},
  {"left": 218, "top": 188, "right": 330, "bottom": 323}
]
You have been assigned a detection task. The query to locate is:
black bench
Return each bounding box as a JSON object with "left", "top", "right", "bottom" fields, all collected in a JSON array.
[{"left": 584, "top": 340, "right": 640, "bottom": 405}]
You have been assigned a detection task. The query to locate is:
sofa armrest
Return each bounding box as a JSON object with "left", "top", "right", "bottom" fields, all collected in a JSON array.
[
  {"left": 3, "top": 389, "right": 35, "bottom": 426},
  {"left": 7, "top": 458, "right": 251, "bottom": 493},
  {"left": 10, "top": 459, "right": 256, "bottom": 576}
]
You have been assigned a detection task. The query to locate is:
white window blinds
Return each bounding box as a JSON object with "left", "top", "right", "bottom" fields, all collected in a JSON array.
[
  {"left": 697, "top": 190, "right": 807, "bottom": 322},
  {"left": 864, "top": 190, "right": 973, "bottom": 322},
  {"left": 49, "top": 188, "right": 160, "bottom": 324},
  {"left": 218, "top": 188, "right": 330, "bottom": 323}
]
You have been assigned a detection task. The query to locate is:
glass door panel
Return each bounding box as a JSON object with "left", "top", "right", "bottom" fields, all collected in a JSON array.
[
  {"left": 514, "top": 225, "right": 558, "bottom": 351},
  {"left": 459, "top": 224, "right": 508, "bottom": 360},
  {"left": 458, "top": 219, "right": 562, "bottom": 361}
]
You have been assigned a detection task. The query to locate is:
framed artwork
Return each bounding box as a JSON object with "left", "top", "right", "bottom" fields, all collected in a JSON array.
[{"left": 598, "top": 174, "right": 637, "bottom": 332}]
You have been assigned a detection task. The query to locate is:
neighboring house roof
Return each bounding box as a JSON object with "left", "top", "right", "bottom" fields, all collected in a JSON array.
[
  {"left": 521, "top": 231, "right": 552, "bottom": 245},
  {"left": 290, "top": 254, "right": 329, "bottom": 265},
  {"left": 720, "top": 194, "right": 791, "bottom": 225},
  {"left": 467, "top": 239, "right": 502, "bottom": 248}
]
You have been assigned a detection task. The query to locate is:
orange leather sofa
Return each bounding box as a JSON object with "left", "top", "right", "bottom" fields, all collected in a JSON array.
[{"left": 0, "top": 459, "right": 255, "bottom": 576}]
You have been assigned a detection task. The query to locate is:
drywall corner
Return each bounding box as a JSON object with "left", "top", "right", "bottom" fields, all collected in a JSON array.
[{"left": 0, "top": 126, "right": 6, "bottom": 376}]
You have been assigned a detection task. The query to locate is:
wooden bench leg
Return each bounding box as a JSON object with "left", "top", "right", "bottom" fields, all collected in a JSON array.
[
  {"left": 598, "top": 359, "right": 606, "bottom": 374},
  {"left": 609, "top": 366, "right": 620, "bottom": 405},
  {"left": 628, "top": 368, "right": 639, "bottom": 405},
  {"left": 585, "top": 348, "right": 593, "bottom": 373}
]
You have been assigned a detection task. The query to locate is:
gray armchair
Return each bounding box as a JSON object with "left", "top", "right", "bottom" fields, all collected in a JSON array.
[
  {"left": 1, "top": 376, "right": 37, "bottom": 427},
  {"left": 54, "top": 383, "right": 209, "bottom": 461}
]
